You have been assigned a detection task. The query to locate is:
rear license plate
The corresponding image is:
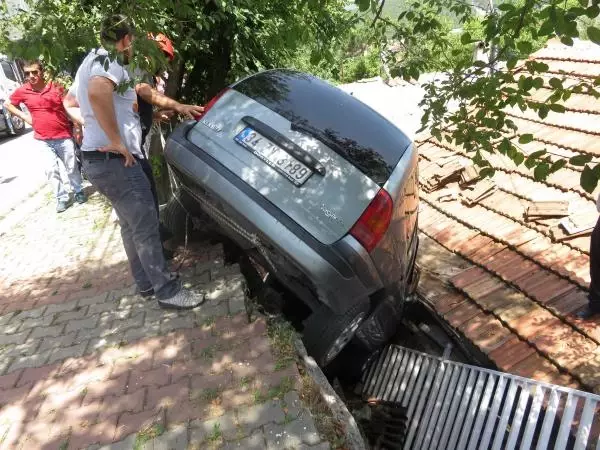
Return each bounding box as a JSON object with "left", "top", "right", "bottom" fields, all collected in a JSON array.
[{"left": 235, "top": 127, "right": 313, "bottom": 186}]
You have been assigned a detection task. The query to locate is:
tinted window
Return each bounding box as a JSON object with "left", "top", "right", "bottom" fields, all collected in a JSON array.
[
  {"left": 1, "top": 61, "right": 17, "bottom": 82},
  {"left": 233, "top": 70, "right": 411, "bottom": 186}
]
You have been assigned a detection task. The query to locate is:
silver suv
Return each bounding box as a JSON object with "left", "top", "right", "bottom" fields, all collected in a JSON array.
[{"left": 164, "top": 70, "right": 419, "bottom": 368}]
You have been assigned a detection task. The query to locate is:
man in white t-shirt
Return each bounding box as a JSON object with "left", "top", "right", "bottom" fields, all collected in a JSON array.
[{"left": 70, "top": 14, "right": 204, "bottom": 310}]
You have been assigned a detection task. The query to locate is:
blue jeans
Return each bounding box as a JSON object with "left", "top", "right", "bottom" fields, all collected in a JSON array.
[
  {"left": 81, "top": 156, "right": 180, "bottom": 299},
  {"left": 41, "top": 138, "right": 83, "bottom": 203}
]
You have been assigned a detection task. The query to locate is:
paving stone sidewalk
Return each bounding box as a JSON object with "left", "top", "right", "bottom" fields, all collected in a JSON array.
[{"left": 0, "top": 187, "right": 332, "bottom": 449}]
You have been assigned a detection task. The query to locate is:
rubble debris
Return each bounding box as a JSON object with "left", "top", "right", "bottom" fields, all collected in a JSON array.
[
  {"left": 422, "top": 161, "right": 463, "bottom": 193},
  {"left": 560, "top": 213, "right": 597, "bottom": 235},
  {"left": 551, "top": 224, "right": 592, "bottom": 242},
  {"left": 461, "top": 179, "right": 497, "bottom": 206},
  {"left": 525, "top": 201, "right": 570, "bottom": 221},
  {"left": 460, "top": 165, "right": 481, "bottom": 186}
]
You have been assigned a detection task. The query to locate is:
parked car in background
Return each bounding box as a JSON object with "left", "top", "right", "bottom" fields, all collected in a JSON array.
[
  {"left": 0, "top": 56, "right": 26, "bottom": 136},
  {"left": 163, "top": 69, "right": 420, "bottom": 369}
]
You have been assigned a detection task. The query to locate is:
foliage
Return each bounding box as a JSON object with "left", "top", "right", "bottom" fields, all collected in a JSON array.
[
  {"left": 0, "top": 0, "right": 351, "bottom": 103},
  {"left": 357, "top": 0, "right": 600, "bottom": 192}
]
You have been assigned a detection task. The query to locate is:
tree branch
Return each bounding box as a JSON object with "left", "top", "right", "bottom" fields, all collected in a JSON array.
[{"left": 371, "top": 0, "right": 385, "bottom": 27}]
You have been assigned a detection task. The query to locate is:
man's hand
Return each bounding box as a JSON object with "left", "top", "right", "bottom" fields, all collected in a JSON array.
[
  {"left": 175, "top": 104, "right": 204, "bottom": 120},
  {"left": 153, "top": 109, "right": 174, "bottom": 123},
  {"left": 99, "top": 141, "right": 136, "bottom": 167}
]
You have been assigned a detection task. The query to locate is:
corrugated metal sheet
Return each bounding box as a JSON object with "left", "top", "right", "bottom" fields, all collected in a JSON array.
[{"left": 363, "top": 345, "right": 600, "bottom": 450}]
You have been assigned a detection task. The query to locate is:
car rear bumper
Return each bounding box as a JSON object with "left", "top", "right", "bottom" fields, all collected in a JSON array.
[{"left": 165, "top": 121, "right": 380, "bottom": 314}]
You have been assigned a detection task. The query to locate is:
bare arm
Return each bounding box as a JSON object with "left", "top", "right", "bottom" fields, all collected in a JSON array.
[
  {"left": 3, "top": 101, "right": 32, "bottom": 126},
  {"left": 88, "top": 76, "right": 135, "bottom": 166},
  {"left": 62, "top": 92, "right": 84, "bottom": 126},
  {"left": 135, "top": 83, "right": 204, "bottom": 119}
]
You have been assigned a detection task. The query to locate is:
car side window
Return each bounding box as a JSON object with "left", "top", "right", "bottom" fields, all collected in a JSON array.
[{"left": 1, "top": 61, "right": 17, "bottom": 83}]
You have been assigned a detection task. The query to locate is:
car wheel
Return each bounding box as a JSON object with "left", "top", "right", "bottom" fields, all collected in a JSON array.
[
  {"left": 9, "top": 114, "right": 25, "bottom": 134},
  {"left": 160, "top": 194, "right": 191, "bottom": 240},
  {"left": 302, "top": 301, "right": 369, "bottom": 368}
]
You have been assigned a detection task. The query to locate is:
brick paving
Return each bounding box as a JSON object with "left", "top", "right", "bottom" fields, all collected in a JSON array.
[{"left": 0, "top": 187, "right": 331, "bottom": 450}]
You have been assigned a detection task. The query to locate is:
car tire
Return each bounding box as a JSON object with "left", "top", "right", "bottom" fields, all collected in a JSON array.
[
  {"left": 160, "top": 194, "right": 191, "bottom": 240},
  {"left": 302, "top": 301, "right": 369, "bottom": 368}
]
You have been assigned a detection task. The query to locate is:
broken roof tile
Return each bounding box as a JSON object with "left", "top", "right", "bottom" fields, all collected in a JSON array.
[
  {"left": 468, "top": 319, "right": 514, "bottom": 354},
  {"left": 468, "top": 241, "right": 507, "bottom": 266}
]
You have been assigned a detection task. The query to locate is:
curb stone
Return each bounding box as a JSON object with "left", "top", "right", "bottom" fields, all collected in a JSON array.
[{"left": 292, "top": 336, "right": 368, "bottom": 450}]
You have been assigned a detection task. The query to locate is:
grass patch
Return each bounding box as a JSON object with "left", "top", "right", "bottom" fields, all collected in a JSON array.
[
  {"left": 207, "top": 423, "right": 222, "bottom": 442},
  {"left": 299, "top": 371, "right": 347, "bottom": 449},
  {"left": 195, "top": 388, "right": 222, "bottom": 403},
  {"left": 267, "top": 320, "right": 297, "bottom": 372},
  {"left": 240, "top": 376, "right": 253, "bottom": 389},
  {"left": 82, "top": 281, "right": 92, "bottom": 289},
  {"left": 254, "top": 376, "right": 294, "bottom": 404},
  {"left": 58, "top": 441, "right": 69, "bottom": 450},
  {"left": 134, "top": 423, "right": 165, "bottom": 450}
]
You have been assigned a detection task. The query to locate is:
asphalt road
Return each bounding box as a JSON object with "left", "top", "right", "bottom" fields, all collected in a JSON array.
[{"left": 0, "top": 128, "right": 49, "bottom": 218}]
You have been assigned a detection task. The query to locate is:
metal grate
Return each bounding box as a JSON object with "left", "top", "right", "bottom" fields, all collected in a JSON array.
[{"left": 362, "top": 345, "right": 600, "bottom": 450}]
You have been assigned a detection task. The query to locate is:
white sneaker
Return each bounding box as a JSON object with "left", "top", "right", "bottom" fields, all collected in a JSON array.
[{"left": 158, "top": 288, "right": 205, "bottom": 310}]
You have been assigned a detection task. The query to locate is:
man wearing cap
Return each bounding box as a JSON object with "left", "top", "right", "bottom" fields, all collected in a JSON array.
[{"left": 68, "top": 14, "right": 204, "bottom": 309}]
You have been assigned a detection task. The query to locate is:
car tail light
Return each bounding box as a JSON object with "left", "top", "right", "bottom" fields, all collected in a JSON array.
[
  {"left": 194, "top": 88, "right": 229, "bottom": 120},
  {"left": 350, "top": 189, "right": 393, "bottom": 253}
]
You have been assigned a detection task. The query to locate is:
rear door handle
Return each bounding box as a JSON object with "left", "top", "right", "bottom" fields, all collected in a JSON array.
[{"left": 241, "top": 116, "right": 326, "bottom": 176}]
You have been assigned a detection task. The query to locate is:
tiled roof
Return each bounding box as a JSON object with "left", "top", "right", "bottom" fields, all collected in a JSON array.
[{"left": 416, "top": 38, "right": 600, "bottom": 408}]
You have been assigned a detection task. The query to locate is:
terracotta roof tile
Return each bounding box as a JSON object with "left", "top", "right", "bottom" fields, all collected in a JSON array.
[
  {"left": 509, "top": 352, "right": 566, "bottom": 384},
  {"left": 415, "top": 41, "right": 600, "bottom": 391},
  {"left": 462, "top": 275, "right": 506, "bottom": 299},
  {"left": 546, "top": 288, "right": 589, "bottom": 317},
  {"left": 466, "top": 319, "right": 514, "bottom": 354},
  {"left": 450, "top": 266, "right": 489, "bottom": 290},
  {"left": 457, "top": 234, "right": 496, "bottom": 257},
  {"left": 507, "top": 306, "right": 562, "bottom": 341},
  {"left": 531, "top": 325, "right": 598, "bottom": 373},
  {"left": 444, "top": 301, "right": 483, "bottom": 329},
  {"left": 572, "top": 349, "right": 600, "bottom": 393},
  {"left": 526, "top": 277, "right": 575, "bottom": 305},
  {"left": 430, "top": 291, "right": 469, "bottom": 315},
  {"left": 488, "top": 336, "right": 537, "bottom": 371}
]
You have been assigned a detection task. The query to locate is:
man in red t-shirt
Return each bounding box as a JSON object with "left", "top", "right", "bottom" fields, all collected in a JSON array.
[{"left": 4, "top": 60, "right": 86, "bottom": 213}]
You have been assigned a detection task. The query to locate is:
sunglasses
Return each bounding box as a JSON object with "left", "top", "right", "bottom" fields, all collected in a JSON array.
[{"left": 24, "top": 70, "right": 40, "bottom": 76}]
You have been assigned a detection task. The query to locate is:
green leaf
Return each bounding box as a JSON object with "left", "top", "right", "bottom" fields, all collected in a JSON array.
[
  {"left": 561, "top": 36, "right": 574, "bottom": 46},
  {"left": 538, "top": 20, "right": 554, "bottom": 37},
  {"left": 549, "top": 103, "right": 566, "bottom": 113},
  {"left": 569, "top": 154, "right": 593, "bottom": 166},
  {"left": 549, "top": 77, "right": 563, "bottom": 90},
  {"left": 461, "top": 32, "right": 472, "bottom": 45},
  {"left": 588, "top": 26, "right": 600, "bottom": 45},
  {"left": 581, "top": 164, "right": 599, "bottom": 193},
  {"left": 519, "top": 134, "right": 534, "bottom": 144},
  {"left": 534, "top": 163, "right": 550, "bottom": 181},
  {"left": 507, "top": 56, "right": 518, "bottom": 70},
  {"left": 479, "top": 167, "right": 495, "bottom": 178},
  {"left": 497, "top": 3, "right": 515, "bottom": 11},
  {"left": 587, "top": 5, "right": 600, "bottom": 19},
  {"left": 498, "top": 138, "right": 511, "bottom": 154},
  {"left": 550, "top": 159, "right": 567, "bottom": 173},
  {"left": 532, "top": 77, "right": 544, "bottom": 89},
  {"left": 517, "top": 41, "right": 532, "bottom": 54},
  {"left": 513, "top": 151, "right": 525, "bottom": 166},
  {"left": 529, "top": 149, "right": 547, "bottom": 159},
  {"left": 356, "top": 0, "right": 370, "bottom": 12}
]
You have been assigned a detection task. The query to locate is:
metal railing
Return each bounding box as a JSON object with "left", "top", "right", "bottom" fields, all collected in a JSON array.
[{"left": 362, "top": 345, "right": 600, "bottom": 450}]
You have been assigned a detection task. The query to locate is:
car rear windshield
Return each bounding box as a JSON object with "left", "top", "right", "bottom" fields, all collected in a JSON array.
[{"left": 233, "top": 70, "right": 411, "bottom": 186}]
